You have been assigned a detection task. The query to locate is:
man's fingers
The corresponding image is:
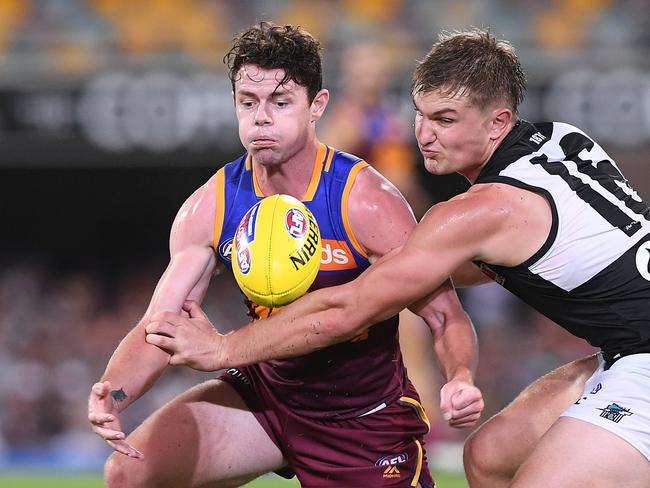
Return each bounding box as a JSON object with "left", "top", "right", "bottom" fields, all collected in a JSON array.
[
  {"left": 145, "top": 321, "right": 177, "bottom": 337},
  {"left": 91, "top": 381, "right": 110, "bottom": 398},
  {"left": 93, "top": 425, "right": 126, "bottom": 440},
  {"left": 440, "top": 385, "right": 484, "bottom": 424},
  {"left": 448, "top": 417, "right": 481, "bottom": 428},
  {"left": 107, "top": 440, "right": 144, "bottom": 460},
  {"left": 183, "top": 300, "right": 207, "bottom": 320},
  {"left": 145, "top": 333, "right": 175, "bottom": 350},
  {"left": 449, "top": 410, "right": 482, "bottom": 424},
  {"left": 451, "top": 387, "right": 483, "bottom": 410},
  {"left": 149, "top": 310, "right": 180, "bottom": 324},
  {"left": 88, "top": 412, "right": 115, "bottom": 424}
]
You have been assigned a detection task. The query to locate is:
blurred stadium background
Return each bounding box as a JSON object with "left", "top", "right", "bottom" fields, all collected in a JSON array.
[{"left": 1, "top": 0, "right": 649, "bottom": 486}]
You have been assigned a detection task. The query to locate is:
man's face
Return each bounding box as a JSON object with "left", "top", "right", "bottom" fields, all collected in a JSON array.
[
  {"left": 413, "top": 89, "right": 496, "bottom": 179},
  {"left": 234, "top": 65, "right": 313, "bottom": 166}
]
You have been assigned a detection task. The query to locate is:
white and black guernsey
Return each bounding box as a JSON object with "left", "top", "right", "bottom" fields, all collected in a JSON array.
[{"left": 475, "top": 120, "right": 650, "bottom": 366}]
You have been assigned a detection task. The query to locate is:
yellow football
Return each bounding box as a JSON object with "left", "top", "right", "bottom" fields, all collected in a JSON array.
[{"left": 232, "top": 194, "right": 321, "bottom": 308}]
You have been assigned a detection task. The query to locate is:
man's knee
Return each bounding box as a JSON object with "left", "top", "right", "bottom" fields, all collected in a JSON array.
[
  {"left": 464, "top": 418, "right": 517, "bottom": 487},
  {"left": 104, "top": 453, "right": 128, "bottom": 488},
  {"left": 463, "top": 427, "right": 494, "bottom": 478},
  {"left": 105, "top": 452, "right": 149, "bottom": 488}
]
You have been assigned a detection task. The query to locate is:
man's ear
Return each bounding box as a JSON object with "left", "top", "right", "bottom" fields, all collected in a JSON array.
[
  {"left": 489, "top": 107, "right": 514, "bottom": 140},
  {"left": 310, "top": 89, "right": 330, "bottom": 123}
]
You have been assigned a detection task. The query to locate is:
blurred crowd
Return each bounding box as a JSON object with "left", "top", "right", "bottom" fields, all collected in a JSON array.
[
  {"left": 1, "top": 0, "right": 648, "bottom": 474},
  {"left": 0, "top": 0, "right": 648, "bottom": 82}
]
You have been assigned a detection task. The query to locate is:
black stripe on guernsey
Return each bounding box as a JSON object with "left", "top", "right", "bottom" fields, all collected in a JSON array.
[
  {"left": 557, "top": 131, "right": 650, "bottom": 221},
  {"left": 530, "top": 154, "right": 642, "bottom": 237},
  {"left": 475, "top": 176, "right": 559, "bottom": 269}
]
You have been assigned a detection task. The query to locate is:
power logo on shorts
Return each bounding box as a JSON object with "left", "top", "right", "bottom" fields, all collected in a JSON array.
[
  {"left": 597, "top": 403, "right": 633, "bottom": 423},
  {"left": 285, "top": 208, "right": 308, "bottom": 239}
]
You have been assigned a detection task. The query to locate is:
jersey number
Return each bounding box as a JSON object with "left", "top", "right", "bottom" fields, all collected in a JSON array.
[{"left": 531, "top": 132, "right": 649, "bottom": 237}]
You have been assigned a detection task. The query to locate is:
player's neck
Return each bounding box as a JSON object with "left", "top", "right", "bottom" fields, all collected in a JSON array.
[
  {"left": 461, "top": 124, "right": 516, "bottom": 184},
  {"left": 254, "top": 139, "right": 320, "bottom": 200}
]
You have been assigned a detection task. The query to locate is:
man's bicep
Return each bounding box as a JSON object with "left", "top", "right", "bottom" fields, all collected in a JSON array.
[
  {"left": 357, "top": 204, "right": 482, "bottom": 324},
  {"left": 347, "top": 167, "right": 417, "bottom": 262},
  {"left": 146, "top": 175, "right": 219, "bottom": 317},
  {"left": 145, "top": 245, "right": 217, "bottom": 318}
]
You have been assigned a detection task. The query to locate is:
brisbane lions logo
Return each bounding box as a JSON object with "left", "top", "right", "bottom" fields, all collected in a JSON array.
[
  {"left": 285, "top": 208, "right": 308, "bottom": 239},
  {"left": 219, "top": 238, "right": 233, "bottom": 262}
]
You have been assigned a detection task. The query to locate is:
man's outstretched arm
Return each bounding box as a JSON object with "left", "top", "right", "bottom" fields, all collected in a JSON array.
[
  {"left": 146, "top": 183, "right": 543, "bottom": 370},
  {"left": 145, "top": 193, "right": 489, "bottom": 370}
]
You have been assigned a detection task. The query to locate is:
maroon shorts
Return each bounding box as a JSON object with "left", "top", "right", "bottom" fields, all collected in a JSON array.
[{"left": 219, "top": 366, "right": 435, "bottom": 488}]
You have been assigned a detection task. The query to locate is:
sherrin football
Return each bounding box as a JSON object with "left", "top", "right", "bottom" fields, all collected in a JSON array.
[{"left": 232, "top": 194, "right": 321, "bottom": 308}]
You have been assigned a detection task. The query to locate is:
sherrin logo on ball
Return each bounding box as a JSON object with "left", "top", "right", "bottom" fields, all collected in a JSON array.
[{"left": 232, "top": 194, "right": 321, "bottom": 308}]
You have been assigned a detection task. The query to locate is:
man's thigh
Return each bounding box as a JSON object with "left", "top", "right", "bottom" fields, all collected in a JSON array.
[
  {"left": 464, "top": 354, "right": 598, "bottom": 482},
  {"left": 511, "top": 417, "right": 650, "bottom": 488},
  {"left": 105, "top": 379, "right": 285, "bottom": 488}
]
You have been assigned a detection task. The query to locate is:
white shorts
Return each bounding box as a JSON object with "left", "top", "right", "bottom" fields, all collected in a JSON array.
[{"left": 560, "top": 353, "right": 650, "bottom": 460}]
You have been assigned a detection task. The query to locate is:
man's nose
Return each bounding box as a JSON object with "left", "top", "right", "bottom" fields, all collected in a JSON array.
[
  {"left": 416, "top": 119, "right": 436, "bottom": 145},
  {"left": 254, "top": 103, "right": 272, "bottom": 126}
]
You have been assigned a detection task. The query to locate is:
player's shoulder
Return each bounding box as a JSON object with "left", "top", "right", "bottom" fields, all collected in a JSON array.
[
  {"left": 170, "top": 170, "right": 221, "bottom": 244},
  {"left": 180, "top": 154, "right": 245, "bottom": 215},
  {"left": 442, "top": 182, "right": 549, "bottom": 234},
  {"left": 349, "top": 164, "right": 412, "bottom": 217},
  {"left": 436, "top": 184, "right": 519, "bottom": 226},
  {"left": 183, "top": 171, "right": 219, "bottom": 215}
]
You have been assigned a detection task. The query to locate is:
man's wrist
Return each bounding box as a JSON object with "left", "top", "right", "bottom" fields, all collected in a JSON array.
[
  {"left": 448, "top": 366, "right": 474, "bottom": 385},
  {"left": 212, "top": 330, "right": 231, "bottom": 370}
]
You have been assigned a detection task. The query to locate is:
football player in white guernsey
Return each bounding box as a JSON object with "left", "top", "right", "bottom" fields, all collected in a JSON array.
[{"left": 150, "top": 30, "right": 650, "bottom": 487}]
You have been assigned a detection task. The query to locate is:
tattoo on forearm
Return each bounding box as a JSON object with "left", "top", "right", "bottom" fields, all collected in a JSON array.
[{"left": 110, "top": 388, "right": 127, "bottom": 403}]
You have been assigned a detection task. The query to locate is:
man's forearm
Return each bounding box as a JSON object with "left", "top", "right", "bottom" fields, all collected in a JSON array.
[
  {"left": 101, "top": 324, "right": 170, "bottom": 411},
  {"left": 217, "top": 286, "right": 361, "bottom": 368},
  {"left": 434, "top": 313, "right": 478, "bottom": 383}
]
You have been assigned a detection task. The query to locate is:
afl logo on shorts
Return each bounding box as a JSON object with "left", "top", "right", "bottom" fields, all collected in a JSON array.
[
  {"left": 636, "top": 240, "right": 650, "bottom": 281},
  {"left": 285, "top": 208, "right": 308, "bottom": 239}
]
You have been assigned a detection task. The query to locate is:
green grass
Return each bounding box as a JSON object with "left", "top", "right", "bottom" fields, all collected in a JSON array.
[{"left": 0, "top": 470, "right": 468, "bottom": 487}]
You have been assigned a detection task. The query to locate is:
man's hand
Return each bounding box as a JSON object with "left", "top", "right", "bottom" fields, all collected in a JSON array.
[
  {"left": 439, "top": 379, "right": 484, "bottom": 428},
  {"left": 145, "top": 301, "right": 224, "bottom": 371},
  {"left": 87, "top": 381, "right": 144, "bottom": 460}
]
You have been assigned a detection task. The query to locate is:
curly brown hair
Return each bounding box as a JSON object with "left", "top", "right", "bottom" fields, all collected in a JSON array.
[
  {"left": 224, "top": 22, "right": 323, "bottom": 103},
  {"left": 412, "top": 29, "right": 526, "bottom": 114}
]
